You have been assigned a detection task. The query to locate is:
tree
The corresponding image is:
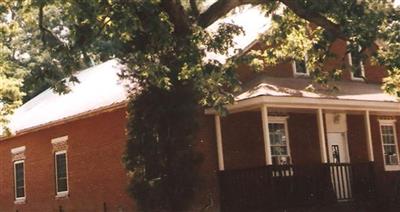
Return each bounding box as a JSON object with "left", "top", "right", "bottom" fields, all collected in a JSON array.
[
  {"left": 0, "top": 2, "right": 26, "bottom": 132},
  {"left": 0, "top": 0, "right": 399, "bottom": 211}
]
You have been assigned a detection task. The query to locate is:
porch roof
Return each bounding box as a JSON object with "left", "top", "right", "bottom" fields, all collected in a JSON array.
[{"left": 236, "top": 76, "right": 399, "bottom": 103}]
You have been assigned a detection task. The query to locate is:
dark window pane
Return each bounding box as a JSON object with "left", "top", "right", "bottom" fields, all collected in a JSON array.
[
  {"left": 14, "top": 162, "right": 25, "bottom": 198},
  {"left": 271, "top": 156, "right": 291, "bottom": 165},
  {"left": 351, "top": 52, "right": 363, "bottom": 78},
  {"left": 56, "top": 153, "right": 68, "bottom": 192},
  {"left": 58, "top": 178, "right": 68, "bottom": 192},
  {"left": 384, "top": 153, "right": 399, "bottom": 165},
  {"left": 16, "top": 187, "right": 24, "bottom": 198},
  {"left": 295, "top": 60, "right": 307, "bottom": 74}
]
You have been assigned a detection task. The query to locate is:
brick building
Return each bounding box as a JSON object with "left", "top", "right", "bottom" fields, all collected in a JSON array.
[{"left": 1, "top": 19, "right": 400, "bottom": 212}]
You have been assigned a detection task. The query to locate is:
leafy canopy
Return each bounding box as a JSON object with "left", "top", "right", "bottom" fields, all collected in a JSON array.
[
  {"left": 1, "top": 0, "right": 400, "bottom": 211},
  {"left": 0, "top": 1, "right": 399, "bottom": 123}
]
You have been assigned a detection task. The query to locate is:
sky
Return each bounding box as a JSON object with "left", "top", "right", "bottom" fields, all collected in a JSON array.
[
  {"left": 205, "top": 0, "right": 400, "bottom": 63},
  {"left": 206, "top": 5, "right": 271, "bottom": 63}
]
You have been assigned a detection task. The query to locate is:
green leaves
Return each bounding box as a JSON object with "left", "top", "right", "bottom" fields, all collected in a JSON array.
[
  {"left": 375, "top": 7, "right": 400, "bottom": 97},
  {"left": 383, "top": 68, "right": 400, "bottom": 97},
  {"left": 124, "top": 85, "right": 202, "bottom": 212},
  {"left": 1, "top": 0, "right": 400, "bottom": 210}
]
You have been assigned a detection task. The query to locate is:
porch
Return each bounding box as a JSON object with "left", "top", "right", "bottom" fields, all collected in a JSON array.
[
  {"left": 207, "top": 96, "right": 400, "bottom": 211},
  {"left": 218, "top": 163, "right": 377, "bottom": 211}
]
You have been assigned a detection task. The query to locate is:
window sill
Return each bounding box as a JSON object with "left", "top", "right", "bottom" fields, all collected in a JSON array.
[
  {"left": 14, "top": 198, "right": 26, "bottom": 204},
  {"left": 56, "top": 191, "right": 69, "bottom": 199},
  {"left": 350, "top": 77, "right": 365, "bottom": 82},
  {"left": 294, "top": 73, "right": 309, "bottom": 77},
  {"left": 384, "top": 165, "right": 400, "bottom": 171}
]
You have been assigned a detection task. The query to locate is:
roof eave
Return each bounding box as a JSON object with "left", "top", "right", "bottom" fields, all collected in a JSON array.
[
  {"left": 0, "top": 101, "right": 128, "bottom": 141},
  {"left": 205, "top": 95, "right": 400, "bottom": 115}
]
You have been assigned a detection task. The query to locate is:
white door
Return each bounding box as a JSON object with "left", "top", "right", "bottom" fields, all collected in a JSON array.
[
  {"left": 327, "top": 133, "right": 349, "bottom": 163},
  {"left": 327, "top": 132, "right": 352, "bottom": 200}
]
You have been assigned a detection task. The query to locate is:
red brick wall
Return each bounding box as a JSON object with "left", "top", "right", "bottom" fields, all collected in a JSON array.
[
  {"left": 363, "top": 46, "right": 387, "bottom": 84},
  {"left": 0, "top": 104, "right": 397, "bottom": 211},
  {"left": 235, "top": 39, "right": 387, "bottom": 84},
  {"left": 220, "top": 112, "right": 322, "bottom": 168},
  {"left": 288, "top": 113, "right": 321, "bottom": 165},
  {"left": 369, "top": 115, "right": 400, "bottom": 201},
  {"left": 323, "top": 40, "right": 351, "bottom": 80},
  {"left": 218, "top": 112, "right": 400, "bottom": 168},
  {"left": 0, "top": 108, "right": 136, "bottom": 212},
  {"left": 347, "top": 115, "right": 369, "bottom": 163},
  {"left": 236, "top": 62, "right": 294, "bottom": 83},
  {"left": 0, "top": 108, "right": 222, "bottom": 212},
  {"left": 221, "top": 111, "right": 265, "bottom": 170}
]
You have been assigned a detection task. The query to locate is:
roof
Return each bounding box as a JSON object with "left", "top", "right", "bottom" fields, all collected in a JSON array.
[
  {"left": 6, "top": 62, "right": 400, "bottom": 136},
  {"left": 2, "top": 6, "right": 268, "bottom": 137},
  {"left": 205, "top": 5, "right": 271, "bottom": 63},
  {"left": 236, "top": 75, "right": 399, "bottom": 103},
  {"left": 4, "top": 3, "right": 400, "bottom": 136},
  {"left": 6, "top": 59, "right": 128, "bottom": 134}
]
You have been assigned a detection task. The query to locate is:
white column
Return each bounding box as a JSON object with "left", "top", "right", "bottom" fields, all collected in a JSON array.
[
  {"left": 364, "top": 110, "right": 374, "bottom": 162},
  {"left": 214, "top": 115, "right": 225, "bottom": 171},
  {"left": 261, "top": 105, "right": 272, "bottom": 165},
  {"left": 317, "top": 108, "right": 328, "bottom": 163}
]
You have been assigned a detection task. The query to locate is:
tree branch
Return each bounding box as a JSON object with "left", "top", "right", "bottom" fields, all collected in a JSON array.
[
  {"left": 190, "top": 0, "right": 199, "bottom": 17},
  {"left": 279, "top": 0, "right": 347, "bottom": 41},
  {"left": 198, "top": 0, "right": 265, "bottom": 28},
  {"left": 160, "top": 0, "right": 191, "bottom": 35},
  {"left": 38, "top": 3, "right": 46, "bottom": 45},
  {"left": 38, "top": 3, "right": 69, "bottom": 48},
  {"left": 198, "top": 0, "right": 348, "bottom": 41}
]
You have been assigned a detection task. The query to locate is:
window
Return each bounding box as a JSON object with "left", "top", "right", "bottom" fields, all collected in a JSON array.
[
  {"left": 269, "top": 117, "right": 291, "bottom": 165},
  {"left": 348, "top": 49, "right": 365, "bottom": 80},
  {"left": 379, "top": 120, "right": 400, "bottom": 171},
  {"left": 55, "top": 151, "right": 68, "bottom": 196},
  {"left": 14, "top": 160, "right": 25, "bottom": 201},
  {"left": 292, "top": 55, "right": 308, "bottom": 76}
]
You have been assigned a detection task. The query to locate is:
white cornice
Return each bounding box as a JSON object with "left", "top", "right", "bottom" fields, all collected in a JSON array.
[{"left": 205, "top": 96, "right": 400, "bottom": 115}]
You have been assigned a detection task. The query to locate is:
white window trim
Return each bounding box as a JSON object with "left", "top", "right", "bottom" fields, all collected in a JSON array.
[
  {"left": 268, "top": 116, "right": 293, "bottom": 176},
  {"left": 268, "top": 116, "right": 291, "bottom": 164},
  {"left": 347, "top": 51, "right": 365, "bottom": 81},
  {"left": 378, "top": 119, "right": 400, "bottom": 171},
  {"left": 292, "top": 55, "right": 309, "bottom": 76},
  {"left": 13, "top": 160, "right": 26, "bottom": 203},
  {"left": 55, "top": 150, "right": 69, "bottom": 197}
]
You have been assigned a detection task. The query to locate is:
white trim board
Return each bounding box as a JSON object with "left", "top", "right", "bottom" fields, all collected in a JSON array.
[{"left": 205, "top": 96, "right": 400, "bottom": 115}]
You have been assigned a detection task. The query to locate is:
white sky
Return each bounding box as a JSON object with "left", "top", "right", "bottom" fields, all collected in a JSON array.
[
  {"left": 205, "top": 0, "right": 400, "bottom": 63},
  {"left": 206, "top": 5, "right": 271, "bottom": 63}
]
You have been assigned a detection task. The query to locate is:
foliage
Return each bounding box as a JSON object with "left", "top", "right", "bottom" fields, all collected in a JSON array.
[
  {"left": 0, "top": 2, "right": 26, "bottom": 132},
  {"left": 255, "top": 1, "right": 398, "bottom": 87},
  {"left": 0, "top": 0, "right": 400, "bottom": 211},
  {"left": 376, "top": 12, "right": 400, "bottom": 96},
  {"left": 124, "top": 85, "right": 202, "bottom": 211}
]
